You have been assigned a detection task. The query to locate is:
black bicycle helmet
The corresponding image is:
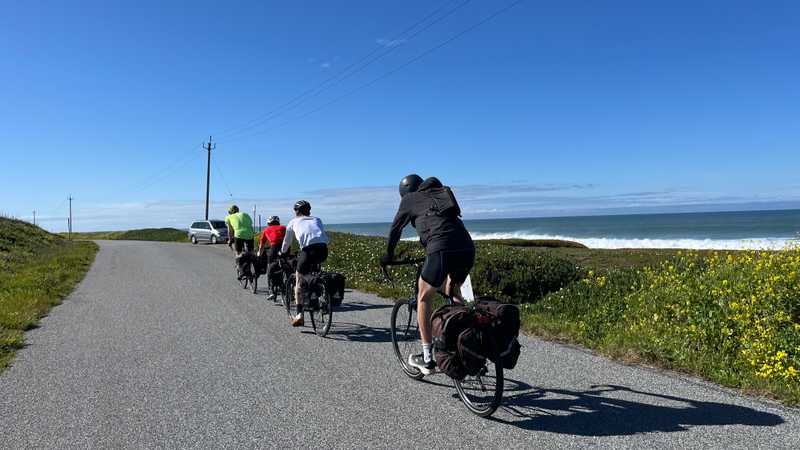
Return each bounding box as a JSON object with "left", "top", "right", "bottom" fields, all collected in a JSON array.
[
  {"left": 293, "top": 200, "right": 311, "bottom": 215},
  {"left": 267, "top": 215, "right": 280, "bottom": 225},
  {"left": 399, "top": 174, "right": 423, "bottom": 197}
]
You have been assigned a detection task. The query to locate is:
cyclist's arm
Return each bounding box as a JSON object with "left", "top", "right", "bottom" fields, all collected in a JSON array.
[
  {"left": 386, "top": 204, "right": 412, "bottom": 258},
  {"left": 281, "top": 224, "right": 294, "bottom": 254},
  {"left": 224, "top": 217, "right": 233, "bottom": 242}
]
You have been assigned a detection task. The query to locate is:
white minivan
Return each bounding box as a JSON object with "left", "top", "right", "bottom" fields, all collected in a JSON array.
[{"left": 188, "top": 220, "right": 228, "bottom": 244}]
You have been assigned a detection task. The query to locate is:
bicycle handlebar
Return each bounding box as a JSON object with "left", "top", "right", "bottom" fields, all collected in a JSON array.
[{"left": 379, "top": 257, "right": 425, "bottom": 288}]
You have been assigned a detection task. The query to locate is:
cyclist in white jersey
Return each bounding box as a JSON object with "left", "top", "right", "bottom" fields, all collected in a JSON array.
[{"left": 281, "top": 200, "right": 330, "bottom": 327}]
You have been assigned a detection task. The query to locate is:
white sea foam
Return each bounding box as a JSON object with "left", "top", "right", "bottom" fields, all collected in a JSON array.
[{"left": 462, "top": 232, "right": 795, "bottom": 250}]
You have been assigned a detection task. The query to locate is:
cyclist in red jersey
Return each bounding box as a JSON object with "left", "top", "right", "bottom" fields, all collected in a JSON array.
[
  {"left": 258, "top": 215, "right": 286, "bottom": 260},
  {"left": 258, "top": 215, "right": 287, "bottom": 299}
]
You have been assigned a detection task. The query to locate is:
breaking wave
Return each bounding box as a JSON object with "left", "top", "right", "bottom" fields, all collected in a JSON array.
[{"left": 464, "top": 232, "right": 795, "bottom": 250}]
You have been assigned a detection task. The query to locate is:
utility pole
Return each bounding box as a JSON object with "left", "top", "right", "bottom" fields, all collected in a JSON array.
[
  {"left": 32, "top": 210, "right": 36, "bottom": 226},
  {"left": 68, "top": 196, "right": 73, "bottom": 239},
  {"left": 204, "top": 136, "right": 215, "bottom": 220},
  {"left": 258, "top": 214, "right": 262, "bottom": 232},
  {"left": 253, "top": 205, "right": 257, "bottom": 234}
]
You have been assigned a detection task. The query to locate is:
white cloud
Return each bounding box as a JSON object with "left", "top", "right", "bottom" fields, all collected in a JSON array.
[
  {"left": 376, "top": 38, "right": 406, "bottom": 48},
  {"left": 33, "top": 183, "right": 800, "bottom": 232}
]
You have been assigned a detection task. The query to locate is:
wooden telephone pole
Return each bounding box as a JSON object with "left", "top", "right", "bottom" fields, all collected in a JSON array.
[{"left": 204, "top": 137, "right": 215, "bottom": 220}]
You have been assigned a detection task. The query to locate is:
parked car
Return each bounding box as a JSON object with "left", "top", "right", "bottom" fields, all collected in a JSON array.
[{"left": 188, "top": 220, "right": 228, "bottom": 244}]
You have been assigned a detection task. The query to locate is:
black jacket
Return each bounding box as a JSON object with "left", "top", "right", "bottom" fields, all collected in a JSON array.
[{"left": 386, "top": 177, "right": 474, "bottom": 256}]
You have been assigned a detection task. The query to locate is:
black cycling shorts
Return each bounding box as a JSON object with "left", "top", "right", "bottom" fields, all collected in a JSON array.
[
  {"left": 234, "top": 237, "right": 254, "bottom": 254},
  {"left": 297, "top": 243, "right": 328, "bottom": 275},
  {"left": 421, "top": 248, "right": 475, "bottom": 287}
]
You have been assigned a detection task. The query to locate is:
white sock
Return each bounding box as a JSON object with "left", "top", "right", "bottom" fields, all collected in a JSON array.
[{"left": 422, "top": 343, "right": 432, "bottom": 363}]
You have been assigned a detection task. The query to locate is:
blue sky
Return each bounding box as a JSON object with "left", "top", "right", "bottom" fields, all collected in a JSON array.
[{"left": 2, "top": 0, "right": 799, "bottom": 231}]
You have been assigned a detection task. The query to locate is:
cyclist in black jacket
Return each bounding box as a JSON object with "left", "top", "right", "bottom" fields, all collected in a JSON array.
[{"left": 380, "top": 174, "right": 475, "bottom": 374}]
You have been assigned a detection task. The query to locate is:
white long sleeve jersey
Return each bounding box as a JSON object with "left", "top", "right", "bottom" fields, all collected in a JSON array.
[{"left": 281, "top": 216, "right": 330, "bottom": 253}]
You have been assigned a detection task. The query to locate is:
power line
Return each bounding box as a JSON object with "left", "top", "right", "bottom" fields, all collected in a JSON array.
[
  {"left": 123, "top": 145, "right": 205, "bottom": 196},
  {"left": 215, "top": 0, "right": 472, "bottom": 144},
  {"left": 211, "top": 158, "right": 234, "bottom": 199},
  {"left": 219, "top": 0, "right": 524, "bottom": 144}
]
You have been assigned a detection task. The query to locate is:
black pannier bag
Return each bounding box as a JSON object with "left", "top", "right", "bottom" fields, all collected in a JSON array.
[
  {"left": 475, "top": 297, "right": 521, "bottom": 370},
  {"left": 321, "top": 272, "right": 345, "bottom": 307},
  {"left": 431, "top": 305, "right": 474, "bottom": 380},
  {"left": 457, "top": 327, "right": 489, "bottom": 376},
  {"left": 253, "top": 253, "right": 269, "bottom": 275},
  {"left": 236, "top": 252, "right": 257, "bottom": 277},
  {"left": 299, "top": 274, "right": 322, "bottom": 309}
]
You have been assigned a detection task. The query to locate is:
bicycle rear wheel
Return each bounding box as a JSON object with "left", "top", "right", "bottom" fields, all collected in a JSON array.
[
  {"left": 309, "top": 286, "right": 333, "bottom": 337},
  {"left": 454, "top": 358, "right": 504, "bottom": 417},
  {"left": 282, "top": 277, "right": 295, "bottom": 318},
  {"left": 270, "top": 278, "right": 281, "bottom": 303},
  {"left": 236, "top": 266, "right": 247, "bottom": 289},
  {"left": 390, "top": 299, "right": 424, "bottom": 380}
]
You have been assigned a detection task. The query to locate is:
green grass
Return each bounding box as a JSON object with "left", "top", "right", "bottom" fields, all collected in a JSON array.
[
  {"left": 522, "top": 249, "right": 800, "bottom": 405},
  {"left": 0, "top": 218, "right": 98, "bottom": 370},
  {"left": 64, "top": 227, "right": 188, "bottom": 242},
  {"left": 325, "top": 231, "right": 799, "bottom": 405}
]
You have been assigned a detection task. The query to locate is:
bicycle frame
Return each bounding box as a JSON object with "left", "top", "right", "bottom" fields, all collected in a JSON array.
[{"left": 381, "top": 258, "right": 455, "bottom": 306}]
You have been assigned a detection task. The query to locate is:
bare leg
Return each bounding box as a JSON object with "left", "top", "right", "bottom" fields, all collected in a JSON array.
[
  {"left": 416, "top": 277, "right": 439, "bottom": 345},
  {"left": 444, "top": 275, "right": 464, "bottom": 303},
  {"left": 294, "top": 271, "right": 302, "bottom": 308}
]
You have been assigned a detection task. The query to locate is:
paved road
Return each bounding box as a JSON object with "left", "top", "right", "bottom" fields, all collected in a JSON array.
[{"left": 1, "top": 241, "right": 798, "bottom": 449}]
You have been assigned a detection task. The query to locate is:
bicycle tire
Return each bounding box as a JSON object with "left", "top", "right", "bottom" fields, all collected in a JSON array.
[
  {"left": 390, "top": 299, "right": 424, "bottom": 380},
  {"left": 236, "top": 267, "right": 248, "bottom": 289},
  {"left": 454, "top": 357, "right": 504, "bottom": 417},
  {"left": 310, "top": 283, "right": 333, "bottom": 337},
  {"left": 283, "top": 277, "right": 295, "bottom": 318}
]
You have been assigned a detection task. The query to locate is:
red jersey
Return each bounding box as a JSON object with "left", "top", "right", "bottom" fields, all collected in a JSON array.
[{"left": 260, "top": 225, "right": 286, "bottom": 247}]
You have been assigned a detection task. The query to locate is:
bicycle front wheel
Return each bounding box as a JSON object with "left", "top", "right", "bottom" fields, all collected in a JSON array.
[
  {"left": 454, "top": 358, "right": 504, "bottom": 417},
  {"left": 310, "top": 286, "right": 333, "bottom": 337},
  {"left": 390, "top": 299, "right": 423, "bottom": 380}
]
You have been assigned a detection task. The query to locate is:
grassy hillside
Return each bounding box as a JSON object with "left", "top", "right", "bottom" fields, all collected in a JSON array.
[
  {"left": 0, "top": 218, "right": 97, "bottom": 370},
  {"left": 64, "top": 228, "right": 188, "bottom": 242}
]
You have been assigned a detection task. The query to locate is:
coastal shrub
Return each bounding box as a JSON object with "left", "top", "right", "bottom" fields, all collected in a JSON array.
[
  {"left": 525, "top": 268, "right": 642, "bottom": 342},
  {"left": 471, "top": 243, "right": 581, "bottom": 304},
  {"left": 324, "top": 232, "right": 579, "bottom": 302},
  {"left": 525, "top": 247, "right": 800, "bottom": 404}
]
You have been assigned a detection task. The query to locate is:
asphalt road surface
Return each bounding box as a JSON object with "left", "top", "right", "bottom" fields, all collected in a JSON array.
[{"left": 1, "top": 241, "right": 798, "bottom": 449}]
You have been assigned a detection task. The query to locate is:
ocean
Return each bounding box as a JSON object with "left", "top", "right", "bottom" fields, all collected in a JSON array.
[{"left": 327, "top": 209, "right": 800, "bottom": 250}]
